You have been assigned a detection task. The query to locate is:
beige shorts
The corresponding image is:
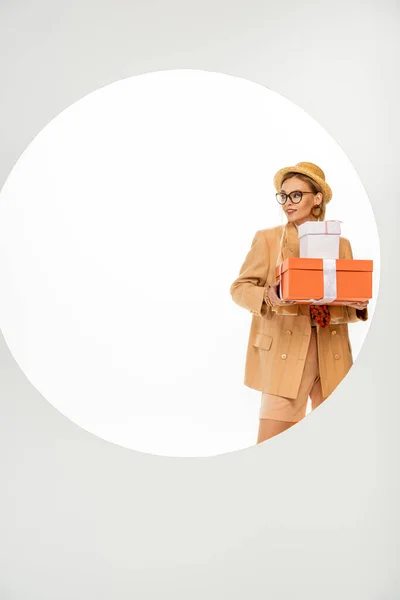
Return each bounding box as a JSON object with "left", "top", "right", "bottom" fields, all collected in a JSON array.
[{"left": 259, "top": 327, "right": 325, "bottom": 423}]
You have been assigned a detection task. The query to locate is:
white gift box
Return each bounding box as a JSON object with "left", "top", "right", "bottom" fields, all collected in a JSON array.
[{"left": 298, "top": 220, "right": 342, "bottom": 259}]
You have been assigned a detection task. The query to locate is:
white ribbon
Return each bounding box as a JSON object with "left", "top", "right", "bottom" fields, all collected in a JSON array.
[{"left": 310, "top": 258, "right": 337, "bottom": 304}]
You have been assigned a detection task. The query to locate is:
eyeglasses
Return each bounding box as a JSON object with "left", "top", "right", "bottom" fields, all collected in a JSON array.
[{"left": 275, "top": 190, "right": 315, "bottom": 205}]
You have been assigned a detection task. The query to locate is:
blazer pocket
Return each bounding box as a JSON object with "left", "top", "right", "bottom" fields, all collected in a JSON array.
[{"left": 253, "top": 333, "right": 273, "bottom": 351}]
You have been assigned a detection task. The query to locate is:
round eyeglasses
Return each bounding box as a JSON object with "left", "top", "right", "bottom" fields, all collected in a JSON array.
[{"left": 276, "top": 190, "right": 315, "bottom": 205}]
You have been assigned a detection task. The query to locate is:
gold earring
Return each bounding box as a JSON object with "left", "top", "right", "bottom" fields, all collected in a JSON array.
[{"left": 311, "top": 205, "right": 322, "bottom": 219}]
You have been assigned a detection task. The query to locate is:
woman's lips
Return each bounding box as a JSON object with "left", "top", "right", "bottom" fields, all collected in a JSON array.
[{"left": 286, "top": 209, "right": 297, "bottom": 215}]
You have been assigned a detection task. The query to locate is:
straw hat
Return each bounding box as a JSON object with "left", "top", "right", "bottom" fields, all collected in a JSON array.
[{"left": 273, "top": 161, "right": 332, "bottom": 203}]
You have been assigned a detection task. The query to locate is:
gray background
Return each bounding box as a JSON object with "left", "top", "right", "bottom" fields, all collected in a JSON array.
[{"left": 0, "top": 1, "right": 398, "bottom": 598}]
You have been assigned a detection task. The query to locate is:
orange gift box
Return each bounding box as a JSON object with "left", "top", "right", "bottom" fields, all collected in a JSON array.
[{"left": 275, "top": 258, "right": 373, "bottom": 305}]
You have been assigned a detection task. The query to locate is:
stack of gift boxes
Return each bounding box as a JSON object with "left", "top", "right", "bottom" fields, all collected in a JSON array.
[{"left": 275, "top": 221, "right": 373, "bottom": 305}]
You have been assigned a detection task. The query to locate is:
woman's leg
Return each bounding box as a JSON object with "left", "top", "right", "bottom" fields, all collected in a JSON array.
[
  {"left": 256, "top": 329, "right": 318, "bottom": 443},
  {"left": 257, "top": 418, "right": 297, "bottom": 443},
  {"left": 310, "top": 378, "right": 324, "bottom": 411}
]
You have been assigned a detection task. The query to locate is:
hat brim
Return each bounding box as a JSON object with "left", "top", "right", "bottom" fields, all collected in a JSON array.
[{"left": 274, "top": 165, "right": 332, "bottom": 203}]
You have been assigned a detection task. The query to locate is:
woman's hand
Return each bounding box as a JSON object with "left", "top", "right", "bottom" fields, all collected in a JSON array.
[
  {"left": 344, "top": 300, "right": 369, "bottom": 309},
  {"left": 266, "top": 284, "right": 296, "bottom": 307}
]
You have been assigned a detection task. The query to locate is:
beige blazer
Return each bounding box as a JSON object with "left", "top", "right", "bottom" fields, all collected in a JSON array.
[{"left": 230, "top": 221, "right": 368, "bottom": 400}]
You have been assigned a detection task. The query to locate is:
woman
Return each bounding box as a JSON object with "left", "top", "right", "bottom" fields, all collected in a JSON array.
[{"left": 229, "top": 162, "right": 369, "bottom": 443}]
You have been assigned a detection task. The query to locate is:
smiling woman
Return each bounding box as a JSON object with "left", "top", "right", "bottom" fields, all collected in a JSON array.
[
  {"left": 276, "top": 170, "right": 327, "bottom": 224},
  {"left": 230, "top": 161, "right": 369, "bottom": 443}
]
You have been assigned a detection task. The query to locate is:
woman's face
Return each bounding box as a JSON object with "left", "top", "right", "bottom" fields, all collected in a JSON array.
[{"left": 280, "top": 175, "right": 322, "bottom": 226}]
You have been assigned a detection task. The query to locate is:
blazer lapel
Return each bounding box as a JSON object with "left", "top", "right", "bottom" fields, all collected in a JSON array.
[{"left": 281, "top": 221, "right": 300, "bottom": 259}]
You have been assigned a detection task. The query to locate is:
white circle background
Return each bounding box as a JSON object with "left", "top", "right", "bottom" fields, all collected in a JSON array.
[{"left": 0, "top": 69, "right": 379, "bottom": 457}]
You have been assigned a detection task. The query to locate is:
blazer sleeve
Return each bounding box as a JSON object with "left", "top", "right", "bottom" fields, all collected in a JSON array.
[
  {"left": 341, "top": 237, "right": 369, "bottom": 323},
  {"left": 230, "top": 229, "right": 272, "bottom": 318}
]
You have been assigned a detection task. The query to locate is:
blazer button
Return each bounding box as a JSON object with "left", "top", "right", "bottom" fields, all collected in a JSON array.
[
  {"left": 285, "top": 329, "right": 292, "bottom": 335},
  {"left": 331, "top": 330, "right": 337, "bottom": 335},
  {"left": 281, "top": 353, "right": 287, "bottom": 359},
  {"left": 334, "top": 354, "right": 340, "bottom": 360}
]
